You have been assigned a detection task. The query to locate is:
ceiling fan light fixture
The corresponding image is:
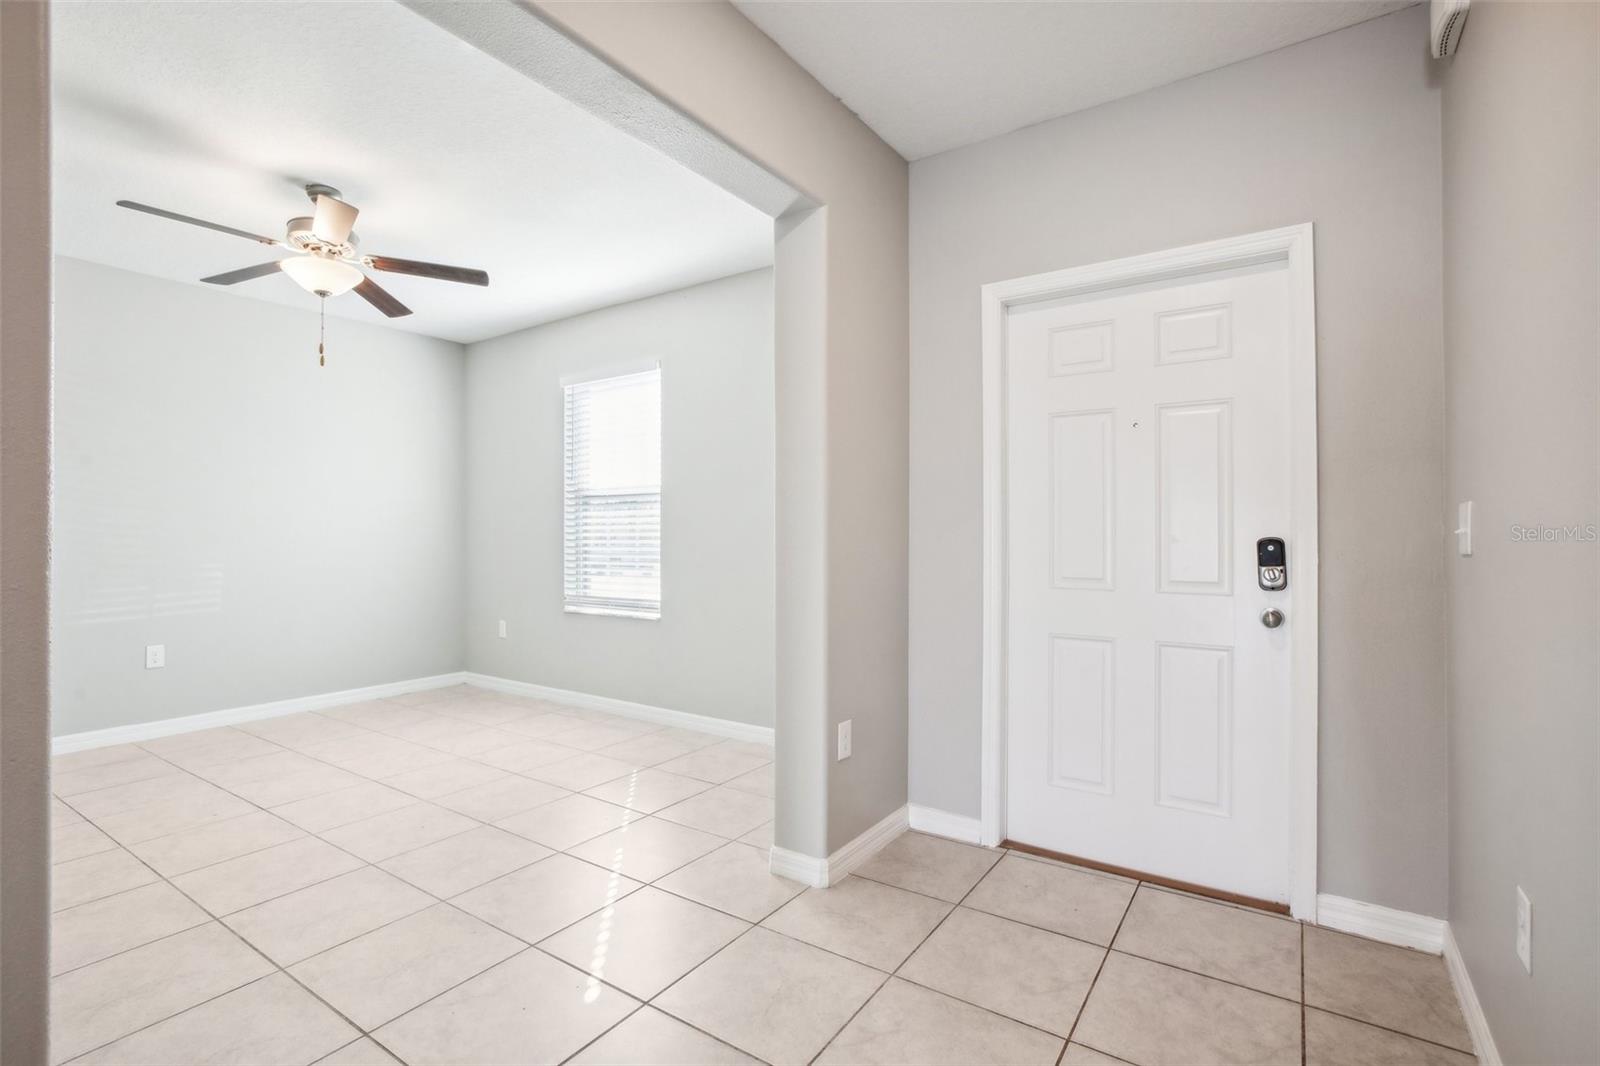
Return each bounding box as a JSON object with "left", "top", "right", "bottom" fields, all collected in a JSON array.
[
  {"left": 280, "top": 254, "right": 362, "bottom": 297},
  {"left": 114, "top": 193, "right": 483, "bottom": 321}
]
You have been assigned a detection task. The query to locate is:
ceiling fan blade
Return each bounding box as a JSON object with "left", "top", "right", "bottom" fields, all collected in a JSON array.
[
  {"left": 200, "top": 260, "right": 284, "bottom": 286},
  {"left": 311, "top": 194, "right": 359, "bottom": 245},
  {"left": 367, "top": 255, "right": 488, "bottom": 287},
  {"left": 116, "top": 200, "right": 280, "bottom": 246},
  {"left": 353, "top": 276, "right": 412, "bottom": 318}
]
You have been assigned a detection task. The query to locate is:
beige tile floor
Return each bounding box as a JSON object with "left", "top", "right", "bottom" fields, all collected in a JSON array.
[{"left": 50, "top": 685, "right": 1476, "bottom": 1066}]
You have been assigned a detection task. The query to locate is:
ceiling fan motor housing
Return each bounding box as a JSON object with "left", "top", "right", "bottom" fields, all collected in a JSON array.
[{"left": 285, "top": 216, "right": 359, "bottom": 258}]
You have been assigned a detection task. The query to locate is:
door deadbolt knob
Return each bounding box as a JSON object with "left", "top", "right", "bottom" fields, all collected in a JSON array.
[{"left": 1261, "top": 608, "right": 1285, "bottom": 629}]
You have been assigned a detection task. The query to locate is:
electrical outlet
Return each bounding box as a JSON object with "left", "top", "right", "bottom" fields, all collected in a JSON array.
[
  {"left": 144, "top": 644, "right": 165, "bottom": 670},
  {"left": 1516, "top": 886, "right": 1532, "bottom": 973},
  {"left": 497, "top": 619, "right": 508, "bottom": 639},
  {"left": 837, "top": 719, "right": 852, "bottom": 761}
]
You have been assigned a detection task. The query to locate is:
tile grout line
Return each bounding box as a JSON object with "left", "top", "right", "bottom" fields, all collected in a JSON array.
[
  {"left": 877, "top": 852, "right": 1090, "bottom": 1054},
  {"left": 65, "top": 702, "right": 1474, "bottom": 1064},
  {"left": 643, "top": 837, "right": 1335, "bottom": 1066},
  {"left": 647, "top": 842, "right": 803, "bottom": 924},
  {"left": 58, "top": 974, "right": 290, "bottom": 1065},
  {"left": 804, "top": 849, "right": 1014, "bottom": 1064},
  {"left": 1300, "top": 1006, "right": 1482, "bottom": 1057},
  {"left": 166, "top": 696, "right": 720, "bottom": 815},
  {"left": 645, "top": 923, "right": 829, "bottom": 1063},
  {"left": 54, "top": 693, "right": 777, "bottom": 1065},
  {"left": 61, "top": 781, "right": 1467, "bottom": 1064},
  {"left": 103, "top": 703, "right": 767, "bottom": 885},
  {"left": 59, "top": 825, "right": 1465, "bottom": 1062},
  {"left": 50, "top": 694, "right": 765, "bottom": 1064},
  {"left": 59, "top": 831, "right": 578, "bottom": 1053},
  {"left": 548, "top": 940, "right": 772, "bottom": 1066},
  {"left": 856, "top": 857, "right": 1439, "bottom": 1034},
  {"left": 50, "top": 829, "right": 384, "bottom": 1065},
  {"left": 1052, "top": 880, "right": 1474, "bottom": 1062},
  {"left": 349, "top": 942, "right": 549, "bottom": 1065},
  {"left": 853, "top": 865, "right": 1122, "bottom": 952},
  {"left": 89, "top": 790, "right": 457, "bottom": 1048},
  {"left": 1101, "top": 945, "right": 1303, "bottom": 1008},
  {"left": 73, "top": 849, "right": 1469, "bottom": 1066},
  {"left": 553, "top": 1002, "right": 652, "bottom": 1066},
  {"left": 452, "top": 824, "right": 1473, "bottom": 1064},
  {"left": 1057, "top": 873, "right": 1139, "bottom": 1061}
]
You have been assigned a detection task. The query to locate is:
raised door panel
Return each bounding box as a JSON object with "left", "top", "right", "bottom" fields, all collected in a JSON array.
[
  {"left": 1157, "top": 401, "right": 1232, "bottom": 595},
  {"left": 1048, "top": 635, "right": 1114, "bottom": 795},
  {"left": 1155, "top": 642, "right": 1232, "bottom": 816},
  {"left": 1050, "top": 411, "right": 1115, "bottom": 590}
]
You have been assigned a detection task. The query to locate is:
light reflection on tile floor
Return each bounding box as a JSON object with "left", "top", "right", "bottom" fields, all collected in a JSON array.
[{"left": 50, "top": 685, "right": 1474, "bottom": 1065}]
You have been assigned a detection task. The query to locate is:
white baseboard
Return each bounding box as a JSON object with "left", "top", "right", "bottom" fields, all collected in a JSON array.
[
  {"left": 1317, "top": 897, "right": 1500, "bottom": 1063},
  {"left": 768, "top": 845, "right": 828, "bottom": 887},
  {"left": 828, "top": 805, "right": 909, "bottom": 881},
  {"left": 51, "top": 672, "right": 469, "bottom": 754},
  {"left": 907, "top": 804, "right": 983, "bottom": 844},
  {"left": 462, "top": 672, "right": 773, "bottom": 745},
  {"left": 1444, "top": 924, "right": 1503, "bottom": 1066},
  {"left": 1315, "top": 893, "right": 1446, "bottom": 954},
  {"left": 52, "top": 670, "right": 774, "bottom": 755},
  {"left": 769, "top": 805, "right": 909, "bottom": 888}
]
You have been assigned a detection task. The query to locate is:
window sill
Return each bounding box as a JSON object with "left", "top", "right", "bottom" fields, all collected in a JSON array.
[{"left": 564, "top": 605, "right": 661, "bottom": 621}]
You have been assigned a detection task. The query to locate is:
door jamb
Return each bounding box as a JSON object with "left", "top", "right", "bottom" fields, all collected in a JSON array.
[{"left": 979, "top": 223, "right": 1320, "bottom": 921}]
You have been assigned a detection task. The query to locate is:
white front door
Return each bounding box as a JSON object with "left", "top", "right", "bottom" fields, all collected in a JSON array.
[{"left": 1004, "top": 260, "right": 1296, "bottom": 903}]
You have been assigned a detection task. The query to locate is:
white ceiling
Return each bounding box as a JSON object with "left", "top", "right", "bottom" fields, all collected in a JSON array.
[
  {"left": 734, "top": 0, "right": 1414, "bottom": 160},
  {"left": 51, "top": 0, "right": 774, "bottom": 344}
]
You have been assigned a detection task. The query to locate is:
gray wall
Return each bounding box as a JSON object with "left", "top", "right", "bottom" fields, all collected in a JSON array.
[
  {"left": 1441, "top": 4, "right": 1599, "bottom": 1062},
  {"left": 536, "top": 0, "right": 909, "bottom": 857},
  {"left": 52, "top": 257, "right": 467, "bottom": 736},
  {"left": 464, "top": 269, "right": 776, "bottom": 728},
  {"left": 908, "top": 7, "right": 1450, "bottom": 914}
]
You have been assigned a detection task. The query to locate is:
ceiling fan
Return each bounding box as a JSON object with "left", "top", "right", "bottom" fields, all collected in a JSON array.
[{"left": 115, "top": 183, "right": 489, "bottom": 320}]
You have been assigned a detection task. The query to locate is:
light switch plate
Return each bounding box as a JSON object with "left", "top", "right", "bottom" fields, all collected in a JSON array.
[
  {"left": 145, "top": 644, "right": 165, "bottom": 670},
  {"left": 1456, "top": 501, "right": 1473, "bottom": 556},
  {"left": 497, "top": 619, "right": 508, "bottom": 639}
]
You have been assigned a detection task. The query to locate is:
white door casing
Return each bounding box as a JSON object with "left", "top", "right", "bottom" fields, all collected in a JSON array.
[{"left": 979, "top": 225, "right": 1318, "bottom": 919}]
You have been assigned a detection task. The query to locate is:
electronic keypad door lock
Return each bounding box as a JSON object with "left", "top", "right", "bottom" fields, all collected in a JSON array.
[{"left": 1257, "top": 537, "right": 1287, "bottom": 591}]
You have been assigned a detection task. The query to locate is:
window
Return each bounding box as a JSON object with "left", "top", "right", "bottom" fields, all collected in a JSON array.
[{"left": 562, "top": 366, "right": 662, "bottom": 619}]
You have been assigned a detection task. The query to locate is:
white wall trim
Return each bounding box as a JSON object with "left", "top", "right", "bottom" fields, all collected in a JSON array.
[
  {"left": 979, "top": 223, "right": 1320, "bottom": 920},
  {"left": 768, "top": 846, "right": 828, "bottom": 887},
  {"left": 51, "top": 672, "right": 470, "bottom": 754},
  {"left": 769, "top": 805, "right": 910, "bottom": 888},
  {"left": 827, "top": 805, "right": 909, "bottom": 882},
  {"left": 908, "top": 804, "right": 984, "bottom": 844},
  {"left": 1316, "top": 896, "right": 1502, "bottom": 1064},
  {"left": 1316, "top": 894, "right": 1445, "bottom": 954},
  {"left": 1443, "top": 924, "right": 1503, "bottom": 1066},
  {"left": 462, "top": 672, "right": 774, "bottom": 745},
  {"left": 54, "top": 671, "right": 775, "bottom": 754}
]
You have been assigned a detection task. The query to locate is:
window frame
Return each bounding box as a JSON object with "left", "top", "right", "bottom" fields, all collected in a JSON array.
[{"left": 560, "top": 363, "right": 663, "bottom": 621}]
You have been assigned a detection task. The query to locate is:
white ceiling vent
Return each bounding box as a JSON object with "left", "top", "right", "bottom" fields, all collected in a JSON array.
[{"left": 1430, "top": 0, "right": 1470, "bottom": 58}]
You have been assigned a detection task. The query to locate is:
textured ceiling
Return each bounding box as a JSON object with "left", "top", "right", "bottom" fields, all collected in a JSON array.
[
  {"left": 52, "top": 0, "right": 774, "bottom": 344},
  {"left": 734, "top": 0, "right": 1415, "bottom": 160}
]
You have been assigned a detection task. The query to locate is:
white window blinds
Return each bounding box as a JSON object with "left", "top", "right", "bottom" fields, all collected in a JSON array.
[{"left": 563, "top": 367, "right": 662, "bottom": 619}]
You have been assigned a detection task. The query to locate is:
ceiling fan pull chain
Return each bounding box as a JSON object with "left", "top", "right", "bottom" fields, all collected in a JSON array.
[{"left": 318, "top": 296, "right": 326, "bottom": 367}]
